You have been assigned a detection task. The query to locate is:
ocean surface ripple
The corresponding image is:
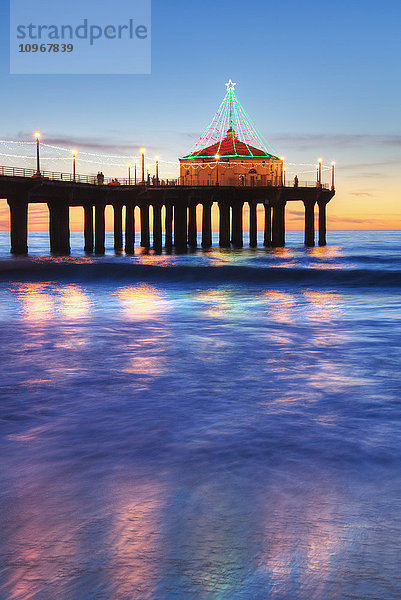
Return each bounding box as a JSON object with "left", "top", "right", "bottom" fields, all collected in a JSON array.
[{"left": 0, "top": 231, "right": 401, "bottom": 599}]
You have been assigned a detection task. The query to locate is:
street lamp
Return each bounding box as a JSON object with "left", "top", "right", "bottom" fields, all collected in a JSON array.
[
  {"left": 283, "top": 166, "right": 287, "bottom": 187},
  {"left": 34, "top": 132, "right": 41, "bottom": 175},
  {"left": 71, "top": 149, "right": 77, "bottom": 182},
  {"left": 140, "top": 148, "right": 146, "bottom": 182},
  {"left": 134, "top": 160, "right": 137, "bottom": 185},
  {"left": 318, "top": 158, "right": 322, "bottom": 187},
  {"left": 155, "top": 156, "right": 159, "bottom": 186},
  {"left": 215, "top": 153, "right": 220, "bottom": 185},
  {"left": 128, "top": 163, "right": 131, "bottom": 186},
  {"left": 331, "top": 161, "right": 336, "bottom": 190},
  {"left": 316, "top": 164, "right": 319, "bottom": 186}
]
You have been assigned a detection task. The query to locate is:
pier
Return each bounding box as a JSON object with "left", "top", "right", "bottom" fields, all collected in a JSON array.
[{"left": 0, "top": 166, "right": 334, "bottom": 255}]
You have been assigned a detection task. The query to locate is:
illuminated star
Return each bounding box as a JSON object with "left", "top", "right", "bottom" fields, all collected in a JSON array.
[{"left": 226, "top": 79, "right": 236, "bottom": 92}]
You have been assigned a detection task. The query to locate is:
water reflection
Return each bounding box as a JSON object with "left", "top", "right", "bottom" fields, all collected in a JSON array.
[{"left": 118, "top": 284, "right": 169, "bottom": 321}]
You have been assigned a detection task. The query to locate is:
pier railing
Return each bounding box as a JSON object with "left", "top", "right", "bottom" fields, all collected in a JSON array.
[{"left": 0, "top": 165, "right": 329, "bottom": 190}]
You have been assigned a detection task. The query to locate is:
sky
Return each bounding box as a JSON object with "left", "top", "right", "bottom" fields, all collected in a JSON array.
[{"left": 0, "top": 0, "right": 400, "bottom": 231}]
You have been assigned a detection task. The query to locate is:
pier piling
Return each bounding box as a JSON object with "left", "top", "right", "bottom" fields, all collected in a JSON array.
[
  {"left": 8, "top": 197, "right": 28, "bottom": 255},
  {"left": 113, "top": 203, "right": 123, "bottom": 253},
  {"left": 304, "top": 200, "right": 316, "bottom": 247},
  {"left": 202, "top": 202, "right": 212, "bottom": 249},
  {"left": 153, "top": 203, "right": 162, "bottom": 251},
  {"left": 249, "top": 201, "right": 257, "bottom": 248},
  {"left": 125, "top": 203, "right": 135, "bottom": 254},
  {"left": 264, "top": 202, "right": 271, "bottom": 247},
  {"left": 95, "top": 204, "right": 105, "bottom": 255},
  {"left": 232, "top": 202, "right": 243, "bottom": 248},
  {"left": 219, "top": 202, "right": 230, "bottom": 248},
  {"left": 188, "top": 203, "right": 197, "bottom": 248}
]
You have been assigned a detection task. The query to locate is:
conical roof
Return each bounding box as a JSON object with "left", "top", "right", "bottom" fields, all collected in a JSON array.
[{"left": 181, "top": 81, "right": 278, "bottom": 161}]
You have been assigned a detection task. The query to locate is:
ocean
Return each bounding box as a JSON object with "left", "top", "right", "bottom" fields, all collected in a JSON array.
[{"left": 0, "top": 230, "right": 400, "bottom": 600}]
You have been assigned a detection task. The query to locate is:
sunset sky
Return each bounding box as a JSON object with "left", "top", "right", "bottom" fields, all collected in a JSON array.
[{"left": 0, "top": 0, "right": 400, "bottom": 230}]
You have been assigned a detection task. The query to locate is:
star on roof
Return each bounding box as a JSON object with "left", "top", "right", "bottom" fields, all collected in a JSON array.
[{"left": 226, "top": 79, "right": 236, "bottom": 92}]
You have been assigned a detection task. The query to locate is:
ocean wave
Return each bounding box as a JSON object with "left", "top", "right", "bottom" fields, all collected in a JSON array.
[{"left": 0, "top": 259, "right": 400, "bottom": 288}]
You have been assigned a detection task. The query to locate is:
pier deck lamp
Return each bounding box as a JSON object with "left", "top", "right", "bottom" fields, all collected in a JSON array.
[
  {"left": 155, "top": 156, "right": 159, "bottom": 185},
  {"left": 34, "top": 132, "right": 41, "bottom": 175},
  {"left": 283, "top": 166, "right": 287, "bottom": 187},
  {"left": 215, "top": 154, "right": 220, "bottom": 185},
  {"left": 331, "top": 161, "right": 336, "bottom": 190},
  {"left": 140, "top": 148, "right": 146, "bottom": 182},
  {"left": 134, "top": 160, "right": 137, "bottom": 185},
  {"left": 318, "top": 158, "right": 322, "bottom": 187},
  {"left": 71, "top": 149, "right": 77, "bottom": 182},
  {"left": 128, "top": 163, "right": 131, "bottom": 186}
]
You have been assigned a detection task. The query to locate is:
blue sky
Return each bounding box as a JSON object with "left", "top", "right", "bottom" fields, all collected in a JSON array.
[{"left": 0, "top": 0, "right": 400, "bottom": 227}]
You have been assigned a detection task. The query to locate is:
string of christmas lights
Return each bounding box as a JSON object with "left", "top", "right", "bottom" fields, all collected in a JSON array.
[{"left": 0, "top": 139, "right": 332, "bottom": 176}]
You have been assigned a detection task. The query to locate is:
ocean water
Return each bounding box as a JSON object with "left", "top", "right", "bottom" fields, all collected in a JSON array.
[{"left": 0, "top": 230, "right": 401, "bottom": 600}]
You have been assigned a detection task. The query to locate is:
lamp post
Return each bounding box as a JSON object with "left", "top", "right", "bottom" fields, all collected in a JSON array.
[
  {"left": 140, "top": 148, "right": 145, "bottom": 182},
  {"left": 128, "top": 163, "right": 131, "bottom": 186},
  {"left": 155, "top": 156, "right": 159, "bottom": 186},
  {"left": 134, "top": 160, "right": 137, "bottom": 185},
  {"left": 34, "top": 132, "right": 41, "bottom": 175},
  {"left": 215, "top": 154, "right": 220, "bottom": 185},
  {"left": 71, "top": 149, "right": 77, "bottom": 182},
  {"left": 331, "top": 161, "right": 336, "bottom": 190},
  {"left": 283, "top": 166, "right": 287, "bottom": 187},
  {"left": 316, "top": 164, "right": 319, "bottom": 186},
  {"left": 318, "top": 158, "right": 322, "bottom": 187}
]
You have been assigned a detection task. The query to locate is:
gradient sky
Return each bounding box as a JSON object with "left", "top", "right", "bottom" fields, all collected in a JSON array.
[{"left": 0, "top": 0, "right": 400, "bottom": 230}]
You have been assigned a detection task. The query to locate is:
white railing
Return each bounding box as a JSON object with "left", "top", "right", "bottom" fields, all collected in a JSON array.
[{"left": 0, "top": 166, "right": 329, "bottom": 189}]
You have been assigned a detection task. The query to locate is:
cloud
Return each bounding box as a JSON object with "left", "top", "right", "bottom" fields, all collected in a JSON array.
[
  {"left": 349, "top": 192, "right": 374, "bottom": 197},
  {"left": 270, "top": 133, "right": 401, "bottom": 151},
  {"left": 15, "top": 131, "right": 158, "bottom": 154}
]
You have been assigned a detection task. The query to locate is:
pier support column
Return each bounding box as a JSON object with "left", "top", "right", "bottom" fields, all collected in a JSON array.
[
  {"left": 202, "top": 202, "right": 212, "bottom": 249},
  {"left": 140, "top": 205, "right": 150, "bottom": 249},
  {"left": 318, "top": 199, "right": 328, "bottom": 246},
  {"left": 219, "top": 203, "right": 230, "bottom": 248},
  {"left": 249, "top": 201, "right": 257, "bottom": 248},
  {"left": 113, "top": 203, "right": 123, "bottom": 253},
  {"left": 263, "top": 201, "right": 271, "bottom": 247},
  {"left": 125, "top": 203, "right": 135, "bottom": 254},
  {"left": 48, "top": 202, "right": 70, "bottom": 255},
  {"left": 153, "top": 204, "right": 162, "bottom": 252},
  {"left": 188, "top": 203, "right": 197, "bottom": 248},
  {"left": 272, "top": 200, "right": 286, "bottom": 247},
  {"left": 165, "top": 204, "right": 173, "bottom": 249},
  {"left": 231, "top": 202, "right": 243, "bottom": 248},
  {"left": 304, "top": 200, "right": 316, "bottom": 247},
  {"left": 84, "top": 204, "right": 93, "bottom": 253},
  {"left": 7, "top": 197, "right": 28, "bottom": 255},
  {"left": 95, "top": 204, "right": 105, "bottom": 254},
  {"left": 174, "top": 202, "right": 187, "bottom": 251}
]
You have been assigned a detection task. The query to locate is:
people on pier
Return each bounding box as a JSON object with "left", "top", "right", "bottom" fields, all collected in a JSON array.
[
  {"left": 97, "top": 172, "right": 104, "bottom": 185},
  {"left": 294, "top": 175, "right": 299, "bottom": 187}
]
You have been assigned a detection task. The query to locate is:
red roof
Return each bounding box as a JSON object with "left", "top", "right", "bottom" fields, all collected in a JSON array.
[{"left": 181, "top": 128, "right": 278, "bottom": 160}]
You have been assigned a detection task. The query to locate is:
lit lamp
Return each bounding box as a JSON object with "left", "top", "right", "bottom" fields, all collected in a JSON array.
[
  {"left": 71, "top": 149, "right": 77, "bottom": 182},
  {"left": 128, "top": 163, "right": 131, "bottom": 186},
  {"left": 331, "top": 161, "right": 336, "bottom": 190},
  {"left": 283, "top": 166, "right": 287, "bottom": 187},
  {"left": 215, "top": 153, "right": 220, "bottom": 185},
  {"left": 318, "top": 158, "right": 322, "bottom": 187},
  {"left": 34, "top": 132, "right": 41, "bottom": 175},
  {"left": 140, "top": 148, "right": 146, "bottom": 182},
  {"left": 134, "top": 160, "right": 137, "bottom": 185},
  {"left": 316, "top": 164, "right": 319, "bottom": 186},
  {"left": 155, "top": 156, "right": 159, "bottom": 185}
]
